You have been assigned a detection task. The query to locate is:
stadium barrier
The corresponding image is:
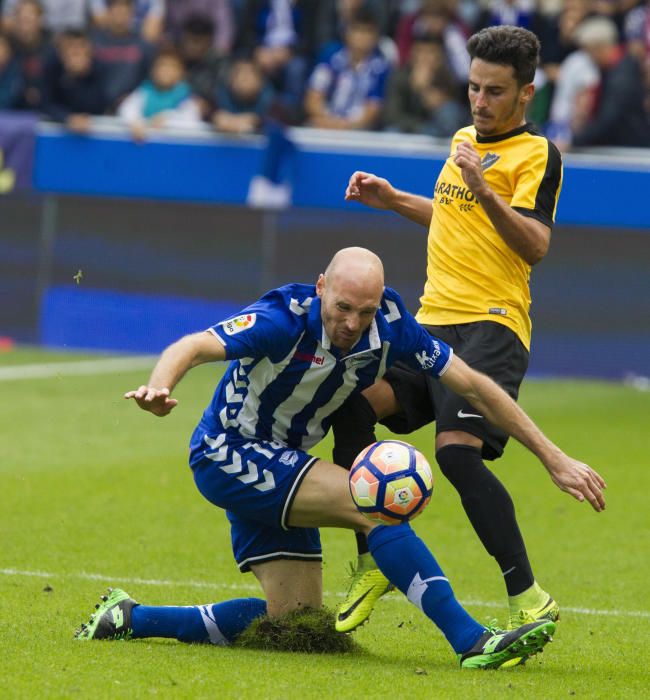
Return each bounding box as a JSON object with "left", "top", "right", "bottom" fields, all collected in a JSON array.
[{"left": 1, "top": 121, "right": 648, "bottom": 379}]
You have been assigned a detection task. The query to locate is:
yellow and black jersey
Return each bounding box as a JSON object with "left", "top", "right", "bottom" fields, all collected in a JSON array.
[{"left": 416, "top": 123, "right": 563, "bottom": 350}]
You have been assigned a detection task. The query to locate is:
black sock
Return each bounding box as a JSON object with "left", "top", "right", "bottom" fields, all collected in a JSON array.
[
  {"left": 355, "top": 532, "right": 369, "bottom": 556},
  {"left": 332, "top": 393, "right": 377, "bottom": 557},
  {"left": 436, "top": 444, "right": 534, "bottom": 596},
  {"left": 331, "top": 392, "right": 377, "bottom": 469}
]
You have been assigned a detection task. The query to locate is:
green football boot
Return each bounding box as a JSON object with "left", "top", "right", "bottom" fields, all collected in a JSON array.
[
  {"left": 500, "top": 585, "right": 560, "bottom": 668},
  {"left": 508, "top": 594, "right": 560, "bottom": 630},
  {"left": 74, "top": 588, "right": 137, "bottom": 641},
  {"left": 459, "top": 620, "right": 555, "bottom": 670},
  {"left": 335, "top": 552, "right": 393, "bottom": 632}
]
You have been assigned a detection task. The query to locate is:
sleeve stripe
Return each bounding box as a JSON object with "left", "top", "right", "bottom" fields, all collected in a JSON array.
[
  {"left": 208, "top": 327, "right": 227, "bottom": 346},
  {"left": 438, "top": 347, "right": 454, "bottom": 377},
  {"left": 512, "top": 206, "right": 553, "bottom": 229},
  {"left": 533, "top": 139, "right": 563, "bottom": 225}
]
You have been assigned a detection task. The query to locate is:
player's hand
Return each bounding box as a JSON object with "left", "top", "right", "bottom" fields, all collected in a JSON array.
[
  {"left": 453, "top": 141, "right": 489, "bottom": 197},
  {"left": 124, "top": 385, "right": 178, "bottom": 417},
  {"left": 547, "top": 455, "right": 607, "bottom": 512},
  {"left": 344, "top": 171, "right": 396, "bottom": 210}
]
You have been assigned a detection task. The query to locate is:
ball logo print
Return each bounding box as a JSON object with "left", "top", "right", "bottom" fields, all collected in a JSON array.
[{"left": 349, "top": 440, "right": 434, "bottom": 524}]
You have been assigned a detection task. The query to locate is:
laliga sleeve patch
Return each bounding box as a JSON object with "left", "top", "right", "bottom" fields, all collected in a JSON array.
[{"left": 221, "top": 313, "right": 257, "bottom": 336}]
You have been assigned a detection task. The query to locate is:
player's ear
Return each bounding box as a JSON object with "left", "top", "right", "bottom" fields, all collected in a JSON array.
[
  {"left": 316, "top": 274, "right": 326, "bottom": 297},
  {"left": 521, "top": 82, "right": 535, "bottom": 105}
]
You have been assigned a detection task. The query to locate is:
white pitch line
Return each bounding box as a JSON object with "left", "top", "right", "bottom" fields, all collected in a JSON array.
[
  {"left": 2, "top": 567, "right": 648, "bottom": 620},
  {"left": 0, "top": 356, "right": 158, "bottom": 381}
]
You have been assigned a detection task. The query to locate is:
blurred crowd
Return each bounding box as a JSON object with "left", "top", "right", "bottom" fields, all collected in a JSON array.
[{"left": 0, "top": 0, "right": 648, "bottom": 149}]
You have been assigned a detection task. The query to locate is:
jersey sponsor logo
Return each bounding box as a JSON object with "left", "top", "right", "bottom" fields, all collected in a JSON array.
[
  {"left": 457, "top": 409, "right": 483, "bottom": 419},
  {"left": 488, "top": 307, "right": 507, "bottom": 316},
  {"left": 480, "top": 152, "right": 500, "bottom": 171},
  {"left": 293, "top": 350, "right": 326, "bottom": 366},
  {"left": 434, "top": 180, "right": 477, "bottom": 203},
  {"left": 222, "top": 313, "right": 256, "bottom": 336},
  {"left": 415, "top": 347, "right": 440, "bottom": 370},
  {"left": 279, "top": 450, "right": 299, "bottom": 467},
  {"left": 416, "top": 340, "right": 443, "bottom": 370}
]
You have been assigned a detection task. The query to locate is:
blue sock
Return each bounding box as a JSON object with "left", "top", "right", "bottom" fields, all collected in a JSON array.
[
  {"left": 367, "top": 524, "right": 485, "bottom": 654},
  {"left": 131, "top": 598, "right": 266, "bottom": 644}
]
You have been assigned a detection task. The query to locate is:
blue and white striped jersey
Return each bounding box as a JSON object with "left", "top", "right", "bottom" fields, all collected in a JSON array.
[{"left": 190, "top": 284, "right": 453, "bottom": 452}]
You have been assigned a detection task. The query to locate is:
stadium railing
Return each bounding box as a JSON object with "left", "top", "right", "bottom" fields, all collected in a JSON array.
[{"left": 1, "top": 119, "right": 648, "bottom": 379}]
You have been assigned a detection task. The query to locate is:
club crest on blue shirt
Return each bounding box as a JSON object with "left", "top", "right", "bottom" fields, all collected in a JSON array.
[
  {"left": 480, "top": 152, "right": 500, "bottom": 171},
  {"left": 222, "top": 313, "right": 256, "bottom": 336},
  {"left": 345, "top": 355, "right": 375, "bottom": 370}
]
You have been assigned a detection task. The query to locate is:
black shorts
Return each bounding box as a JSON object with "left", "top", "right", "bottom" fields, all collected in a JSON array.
[{"left": 380, "top": 321, "right": 529, "bottom": 461}]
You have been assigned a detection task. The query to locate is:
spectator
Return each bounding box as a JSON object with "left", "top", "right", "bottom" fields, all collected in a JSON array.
[
  {"left": 41, "top": 29, "right": 109, "bottom": 132},
  {"left": 212, "top": 56, "right": 275, "bottom": 134},
  {"left": 395, "top": 0, "right": 470, "bottom": 83},
  {"left": 0, "top": 30, "right": 21, "bottom": 108},
  {"left": 92, "top": 0, "right": 164, "bottom": 43},
  {"left": 546, "top": 48, "right": 599, "bottom": 148},
  {"left": 537, "top": 0, "right": 593, "bottom": 83},
  {"left": 476, "top": 0, "right": 538, "bottom": 31},
  {"left": 7, "top": 0, "right": 51, "bottom": 110},
  {"left": 383, "top": 33, "right": 464, "bottom": 136},
  {"left": 92, "top": 0, "right": 151, "bottom": 110},
  {"left": 177, "top": 14, "right": 227, "bottom": 117},
  {"left": 625, "top": 0, "right": 650, "bottom": 62},
  {"left": 165, "top": 0, "right": 235, "bottom": 56},
  {"left": 304, "top": 8, "right": 390, "bottom": 130},
  {"left": 315, "top": 0, "right": 395, "bottom": 62},
  {"left": 571, "top": 16, "right": 650, "bottom": 147},
  {"left": 624, "top": 0, "right": 650, "bottom": 117},
  {"left": 3, "top": 0, "right": 101, "bottom": 33},
  {"left": 236, "top": 0, "right": 319, "bottom": 120},
  {"left": 117, "top": 47, "right": 202, "bottom": 140}
]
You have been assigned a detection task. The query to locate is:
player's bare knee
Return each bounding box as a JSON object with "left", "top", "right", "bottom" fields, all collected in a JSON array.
[
  {"left": 436, "top": 430, "right": 483, "bottom": 452},
  {"left": 362, "top": 379, "right": 400, "bottom": 420}
]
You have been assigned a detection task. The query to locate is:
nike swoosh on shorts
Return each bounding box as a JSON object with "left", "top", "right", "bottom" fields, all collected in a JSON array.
[{"left": 457, "top": 409, "right": 483, "bottom": 419}]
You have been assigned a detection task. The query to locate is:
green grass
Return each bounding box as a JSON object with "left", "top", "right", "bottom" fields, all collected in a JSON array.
[{"left": 1, "top": 347, "right": 649, "bottom": 699}]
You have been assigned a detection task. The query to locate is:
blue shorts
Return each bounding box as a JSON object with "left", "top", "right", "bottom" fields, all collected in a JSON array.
[{"left": 190, "top": 430, "right": 322, "bottom": 573}]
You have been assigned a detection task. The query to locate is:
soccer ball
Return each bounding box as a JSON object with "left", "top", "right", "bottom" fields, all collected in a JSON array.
[{"left": 349, "top": 440, "right": 433, "bottom": 525}]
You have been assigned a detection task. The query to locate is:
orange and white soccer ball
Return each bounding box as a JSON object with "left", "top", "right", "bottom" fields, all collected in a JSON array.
[{"left": 349, "top": 440, "right": 434, "bottom": 525}]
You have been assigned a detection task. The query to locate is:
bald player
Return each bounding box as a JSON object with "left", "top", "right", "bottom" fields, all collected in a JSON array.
[{"left": 74, "top": 247, "right": 602, "bottom": 669}]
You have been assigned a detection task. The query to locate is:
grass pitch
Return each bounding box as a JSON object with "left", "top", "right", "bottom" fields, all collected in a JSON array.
[{"left": 1, "top": 347, "right": 649, "bottom": 699}]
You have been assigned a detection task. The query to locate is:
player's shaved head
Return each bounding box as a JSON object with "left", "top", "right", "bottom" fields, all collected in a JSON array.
[
  {"left": 317, "top": 248, "right": 384, "bottom": 352},
  {"left": 324, "top": 246, "right": 384, "bottom": 296}
]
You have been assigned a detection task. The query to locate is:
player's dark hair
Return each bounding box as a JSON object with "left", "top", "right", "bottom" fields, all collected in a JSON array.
[
  {"left": 182, "top": 13, "right": 216, "bottom": 38},
  {"left": 16, "top": 0, "right": 44, "bottom": 13},
  {"left": 153, "top": 45, "right": 185, "bottom": 70},
  {"left": 466, "top": 25, "right": 540, "bottom": 85},
  {"left": 412, "top": 32, "right": 444, "bottom": 49},
  {"left": 349, "top": 7, "right": 380, "bottom": 31},
  {"left": 59, "top": 28, "right": 90, "bottom": 42}
]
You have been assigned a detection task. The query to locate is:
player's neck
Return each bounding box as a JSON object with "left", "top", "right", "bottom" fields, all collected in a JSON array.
[{"left": 476, "top": 116, "right": 527, "bottom": 139}]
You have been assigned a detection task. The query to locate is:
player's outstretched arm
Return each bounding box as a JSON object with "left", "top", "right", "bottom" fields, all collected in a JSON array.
[
  {"left": 124, "top": 331, "right": 226, "bottom": 417},
  {"left": 344, "top": 171, "right": 433, "bottom": 227},
  {"left": 440, "top": 355, "right": 607, "bottom": 512}
]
